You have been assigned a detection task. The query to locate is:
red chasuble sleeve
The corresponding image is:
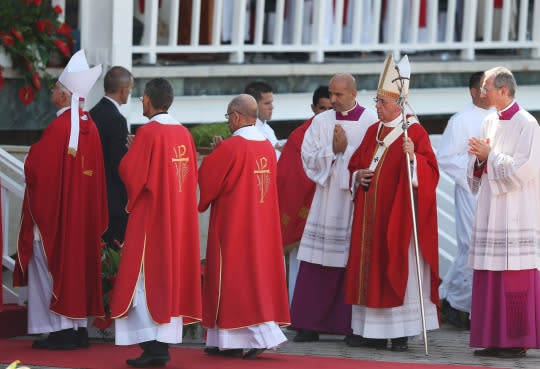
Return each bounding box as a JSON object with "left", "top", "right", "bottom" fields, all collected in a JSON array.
[
  {"left": 110, "top": 122, "right": 202, "bottom": 325},
  {"left": 277, "top": 118, "right": 316, "bottom": 251},
  {"left": 13, "top": 110, "right": 107, "bottom": 318},
  {"left": 199, "top": 136, "right": 290, "bottom": 329},
  {"left": 345, "top": 121, "right": 439, "bottom": 309}
]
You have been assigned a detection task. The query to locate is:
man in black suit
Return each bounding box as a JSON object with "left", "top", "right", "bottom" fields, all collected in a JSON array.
[{"left": 90, "top": 66, "right": 133, "bottom": 250}]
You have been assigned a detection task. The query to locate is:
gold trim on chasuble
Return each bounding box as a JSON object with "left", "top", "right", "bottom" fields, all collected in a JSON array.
[
  {"left": 172, "top": 145, "right": 190, "bottom": 192},
  {"left": 81, "top": 156, "right": 93, "bottom": 176},
  {"left": 357, "top": 126, "right": 393, "bottom": 305},
  {"left": 254, "top": 157, "right": 270, "bottom": 203}
]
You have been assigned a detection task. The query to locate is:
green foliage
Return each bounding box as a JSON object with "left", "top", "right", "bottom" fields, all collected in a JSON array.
[
  {"left": 0, "top": 0, "right": 73, "bottom": 104},
  {"left": 188, "top": 122, "right": 232, "bottom": 147}
]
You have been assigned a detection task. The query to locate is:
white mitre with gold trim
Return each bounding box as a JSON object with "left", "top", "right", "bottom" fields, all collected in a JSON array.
[
  {"left": 58, "top": 49, "right": 102, "bottom": 157},
  {"left": 376, "top": 54, "right": 410, "bottom": 100}
]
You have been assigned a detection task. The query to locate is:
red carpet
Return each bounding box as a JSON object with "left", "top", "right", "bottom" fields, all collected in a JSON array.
[
  {"left": 0, "top": 339, "right": 509, "bottom": 369},
  {"left": 0, "top": 305, "right": 27, "bottom": 338}
]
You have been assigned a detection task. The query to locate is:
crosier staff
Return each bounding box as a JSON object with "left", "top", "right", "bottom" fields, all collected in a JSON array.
[{"left": 394, "top": 58, "right": 429, "bottom": 356}]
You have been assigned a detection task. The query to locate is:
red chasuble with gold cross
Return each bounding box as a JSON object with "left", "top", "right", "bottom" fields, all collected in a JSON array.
[
  {"left": 110, "top": 120, "right": 202, "bottom": 325},
  {"left": 199, "top": 135, "right": 291, "bottom": 329},
  {"left": 277, "top": 117, "right": 316, "bottom": 251},
  {"left": 344, "top": 121, "right": 439, "bottom": 309},
  {"left": 14, "top": 109, "right": 107, "bottom": 318}
]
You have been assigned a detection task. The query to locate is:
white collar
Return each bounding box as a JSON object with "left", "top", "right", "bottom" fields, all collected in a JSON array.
[
  {"left": 497, "top": 99, "right": 516, "bottom": 115},
  {"left": 104, "top": 96, "right": 121, "bottom": 112},
  {"left": 340, "top": 102, "right": 358, "bottom": 116},
  {"left": 233, "top": 125, "right": 266, "bottom": 141},
  {"left": 382, "top": 114, "right": 403, "bottom": 128},
  {"left": 150, "top": 113, "right": 180, "bottom": 125},
  {"left": 56, "top": 106, "right": 70, "bottom": 117}
]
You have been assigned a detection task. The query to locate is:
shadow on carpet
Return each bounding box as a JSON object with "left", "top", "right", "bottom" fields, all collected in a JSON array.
[{"left": 0, "top": 339, "right": 509, "bottom": 369}]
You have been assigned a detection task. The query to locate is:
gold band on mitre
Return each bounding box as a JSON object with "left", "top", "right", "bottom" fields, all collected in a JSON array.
[{"left": 376, "top": 54, "right": 409, "bottom": 100}]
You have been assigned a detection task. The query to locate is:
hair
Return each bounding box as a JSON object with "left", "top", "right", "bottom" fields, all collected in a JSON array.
[
  {"left": 144, "top": 78, "right": 174, "bottom": 111},
  {"left": 312, "top": 85, "right": 329, "bottom": 105},
  {"left": 244, "top": 81, "right": 273, "bottom": 103},
  {"left": 229, "top": 94, "right": 258, "bottom": 119},
  {"left": 469, "top": 72, "right": 484, "bottom": 90},
  {"left": 486, "top": 66, "right": 516, "bottom": 98},
  {"left": 104, "top": 66, "right": 133, "bottom": 94},
  {"left": 57, "top": 82, "right": 71, "bottom": 95}
]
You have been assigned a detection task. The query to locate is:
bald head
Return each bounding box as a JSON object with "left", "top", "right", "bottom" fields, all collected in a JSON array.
[
  {"left": 328, "top": 73, "right": 357, "bottom": 112},
  {"left": 226, "top": 94, "right": 258, "bottom": 133},
  {"left": 330, "top": 73, "right": 356, "bottom": 92}
]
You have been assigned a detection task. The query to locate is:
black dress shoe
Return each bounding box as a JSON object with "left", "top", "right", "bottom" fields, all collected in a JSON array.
[
  {"left": 126, "top": 352, "right": 170, "bottom": 367},
  {"left": 346, "top": 335, "right": 387, "bottom": 349},
  {"left": 32, "top": 329, "right": 77, "bottom": 350},
  {"left": 204, "top": 347, "right": 243, "bottom": 357},
  {"left": 391, "top": 337, "right": 408, "bottom": 351},
  {"left": 473, "top": 347, "right": 500, "bottom": 357},
  {"left": 293, "top": 329, "right": 319, "bottom": 342},
  {"left": 77, "top": 327, "right": 90, "bottom": 348},
  {"left": 243, "top": 348, "right": 265, "bottom": 359},
  {"left": 498, "top": 348, "right": 527, "bottom": 358}
]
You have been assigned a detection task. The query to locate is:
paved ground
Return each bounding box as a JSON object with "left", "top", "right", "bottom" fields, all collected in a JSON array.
[{"left": 1, "top": 324, "right": 538, "bottom": 369}]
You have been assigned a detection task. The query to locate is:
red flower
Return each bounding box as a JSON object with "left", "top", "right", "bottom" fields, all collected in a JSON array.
[
  {"left": 54, "top": 39, "right": 71, "bottom": 57},
  {"left": 0, "top": 67, "right": 4, "bottom": 91},
  {"left": 24, "top": 59, "right": 33, "bottom": 72},
  {"left": 53, "top": 5, "right": 62, "bottom": 14},
  {"left": 19, "top": 86, "right": 35, "bottom": 105},
  {"left": 92, "top": 316, "right": 113, "bottom": 330},
  {"left": 56, "top": 22, "right": 72, "bottom": 35},
  {"left": 32, "top": 0, "right": 42, "bottom": 5},
  {"left": 32, "top": 72, "right": 41, "bottom": 90},
  {"left": 36, "top": 20, "right": 46, "bottom": 32},
  {"left": 1, "top": 34, "right": 14, "bottom": 47},
  {"left": 11, "top": 28, "right": 24, "bottom": 42},
  {"left": 45, "top": 20, "right": 54, "bottom": 34}
]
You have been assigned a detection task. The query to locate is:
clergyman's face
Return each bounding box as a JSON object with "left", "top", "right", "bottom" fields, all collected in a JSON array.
[
  {"left": 257, "top": 92, "right": 274, "bottom": 122},
  {"left": 311, "top": 97, "right": 332, "bottom": 115},
  {"left": 328, "top": 80, "right": 356, "bottom": 113},
  {"left": 375, "top": 95, "right": 401, "bottom": 123}
]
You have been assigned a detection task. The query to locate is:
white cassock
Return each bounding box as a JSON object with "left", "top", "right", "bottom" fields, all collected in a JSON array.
[
  {"left": 27, "top": 233, "right": 87, "bottom": 334},
  {"left": 255, "top": 118, "right": 281, "bottom": 160},
  {"left": 206, "top": 125, "right": 287, "bottom": 350},
  {"left": 437, "top": 103, "right": 490, "bottom": 313},
  {"left": 349, "top": 117, "right": 438, "bottom": 339},
  {"left": 298, "top": 104, "right": 377, "bottom": 268},
  {"left": 467, "top": 103, "right": 540, "bottom": 272}
]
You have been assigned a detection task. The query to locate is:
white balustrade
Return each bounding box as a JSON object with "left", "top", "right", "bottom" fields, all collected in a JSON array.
[{"left": 100, "top": 0, "right": 540, "bottom": 66}]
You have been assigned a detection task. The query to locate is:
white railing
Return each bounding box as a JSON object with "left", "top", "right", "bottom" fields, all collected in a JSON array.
[
  {"left": 0, "top": 147, "right": 25, "bottom": 305},
  {"left": 101, "top": 0, "right": 540, "bottom": 68}
]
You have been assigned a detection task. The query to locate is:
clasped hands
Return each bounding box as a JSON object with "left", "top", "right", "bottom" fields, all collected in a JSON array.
[{"left": 467, "top": 137, "right": 491, "bottom": 162}]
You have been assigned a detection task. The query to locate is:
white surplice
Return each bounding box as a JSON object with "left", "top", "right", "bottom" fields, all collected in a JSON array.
[
  {"left": 467, "top": 104, "right": 540, "bottom": 271},
  {"left": 437, "top": 104, "right": 490, "bottom": 313},
  {"left": 298, "top": 105, "right": 378, "bottom": 268},
  {"left": 255, "top": 118, "right": 280, "bottom": 160}
]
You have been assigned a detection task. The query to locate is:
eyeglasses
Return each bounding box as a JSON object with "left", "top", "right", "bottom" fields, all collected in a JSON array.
[
  {"left": 480, "top": 87, "right": 498, "bottom": 94},
  {"left": 373, "top": 97, "right": 394, "bottom": 105},
  {"left": 225, "top": 111, "right": 244, "bottom": 119}
]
